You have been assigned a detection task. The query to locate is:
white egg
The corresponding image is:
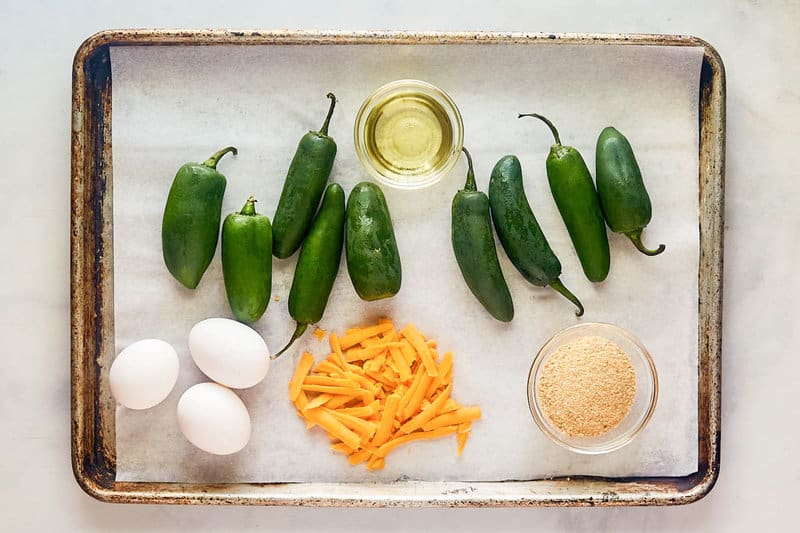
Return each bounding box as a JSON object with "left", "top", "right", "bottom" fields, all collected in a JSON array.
[
  {"left": 109, "top": 339, "right": 179, "bottom": 410},
  {"left": 177, "top": 382, "right": 251, "bottom": 455},
  {"left": 188, "top": 317, "right": 270, "bottom": 389}
]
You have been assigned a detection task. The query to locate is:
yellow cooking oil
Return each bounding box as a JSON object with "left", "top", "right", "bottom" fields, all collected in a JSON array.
[{"left": 363, "top": 91, "right": 453, "bottom": 178}]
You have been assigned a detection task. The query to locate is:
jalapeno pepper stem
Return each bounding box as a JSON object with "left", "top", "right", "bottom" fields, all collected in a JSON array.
[
  {"left": 625, "top": 228, "right": 666, "bottom": 256},
  {"left": 203, "top": 146, "right": 238, "bottom": 169},
  {"left": 240, "top": 196, "right": 257, "bottom": 216},
  {"left": 549, "top": 278, "right": 584, "bottom": 317},
  {"left": 461, "top": 146, "right": 476, "bottom": 191},
  {"left": 272, "top": 322, "right": 309, "bottom": 359},
  {"left": 318, "top": 93, "right": 337, "bottom": 136},
  {"left": 519, "top": 113, "right": 561, "bottom": 146}
]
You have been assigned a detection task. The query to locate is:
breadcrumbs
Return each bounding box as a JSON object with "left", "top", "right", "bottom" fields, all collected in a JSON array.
[{"left": 538, "top": 336, "right": 636, "bottom": 438}]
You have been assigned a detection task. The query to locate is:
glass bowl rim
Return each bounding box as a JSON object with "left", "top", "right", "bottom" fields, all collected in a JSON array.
[
  {"left": 353, "top": 78, "right": 464, "bottom": 190},
  {"left": 526, "top": 321, "right": 659, "bottom": 455}
]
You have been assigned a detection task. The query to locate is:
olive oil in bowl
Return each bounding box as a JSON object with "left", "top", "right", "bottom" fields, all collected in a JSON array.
[
  {"left": 365, "top": 91, "right": 453, "bottom": 177},
  {"left": 355, "top": 80, "right": 463, "bottom": 189}
]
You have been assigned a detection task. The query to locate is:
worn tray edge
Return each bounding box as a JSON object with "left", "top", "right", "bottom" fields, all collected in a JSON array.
[{"left": 71, "top": 29, "right": 724, "bottom": 507}]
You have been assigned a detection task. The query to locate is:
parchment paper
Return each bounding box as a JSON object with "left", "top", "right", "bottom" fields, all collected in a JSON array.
[{"left": 111, "top": 43, "right": 703, "bottom": 482}]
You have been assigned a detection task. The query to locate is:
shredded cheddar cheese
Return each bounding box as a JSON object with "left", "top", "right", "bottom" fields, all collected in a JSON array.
[{"left": 288, "top": 318, "right": 481, "bottom": 470}]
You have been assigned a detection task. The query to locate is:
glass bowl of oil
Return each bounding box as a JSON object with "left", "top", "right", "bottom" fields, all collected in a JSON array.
[{"left": 354, "top": 79, "right": 464, "bottom": 190}]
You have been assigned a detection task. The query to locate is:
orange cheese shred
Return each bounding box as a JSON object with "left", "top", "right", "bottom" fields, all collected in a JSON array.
[
  {"left": 372, "top": 393, "right": 401, "bottom": 446},
  {"left": 324, "top": 394, "right": 359, "bottom": 409},
  {"left": 368, "top": 351, "right": 388, "bottom": 372},
  {"left": 338, "top": 401, "right": 380, "bottom": 418},
  {"left": 293, "top": 390, "right": 309, "bottom": 410},
  {"left": 300, "top": 384, "right": 368, "bottom": 397},
  {"left": 439, "top": 398, "right": 460, "bottom": 415},
  {"left": 381, "top": 367, "right": 399, "bottom": 385},
  {"left": 303, "top": 393, "right": 332, "bottom": 411},
  {"left": 328, "top": 333, "right": 348, "bottom": 369},
  {"left": 328, "top": 409, "right": 379, "bottom": 440},
  {"left": 457, "top": 433, "right": 469, "bottom": 456},
  {"left": 421, "top": 406, "right": 482, "bottom": 432},
  {"left": 402, "top": 373, "right": 434, "bottom": 421},
  {"left": 348, "top": 449, "right": 372, "bottom": 465},
  {"left": 346, "top": 341, "right": 404, "bottom": 363},
  {"left": 288, "top": 318, "right": 480, "bottom": 471},
  {"left": 314, "top": 359, "right": 341, "bottom": 375},
  {"left": 303, "top": 408, "right": 361, "bottom": 450},
  {"left": 345, "top": 372, "right": 380, "bottom": 394},
  {"left": 375, "top": 426, "right": 459, "bottom": 458},
  {"left": 399, "top": 384, "right": 452, "bottom": 434},
  {"left": 398, "top": 340, "right": 417, "bottom": 368},
  {"left": 401, "top": 324, "right": 438, "bottom": 377},
  {"left": 289, "top": 352, "right": 315, "bottom": 402},
  {"left": 303, "top": 375, "right": 355, "bottom": 387},
  {"left": 331, "top": 442, "right": 354, "bottom": 455},
  {"left": 338, "top": 323, "right": 394, "bottom": 350},
  {"left": 436, "top": 352, "right": 454, "bottom": 387},
  {"left": 389, "top": 346, "right": 412, "bottom": 382},
  {"left": 366, "top": 455, "right": 385, "bottom": 471},
  {"left": 397, "top": 365, "right": 425, "bottom": 417}
]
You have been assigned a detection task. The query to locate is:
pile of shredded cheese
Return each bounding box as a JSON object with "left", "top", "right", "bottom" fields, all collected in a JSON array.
[{"left": 289, "top": 318, "right": 481, "bottom": 471}]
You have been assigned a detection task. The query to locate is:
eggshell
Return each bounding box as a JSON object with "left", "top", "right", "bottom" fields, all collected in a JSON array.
[
  {"left": 109, "top": 339, "right": 179, "bottom": 410},
  {"left": 188, "top": 318, "right": 270, "bottom": 388},
  {"left": 177, "top": 382, "right": 251, "bottom": 455}
]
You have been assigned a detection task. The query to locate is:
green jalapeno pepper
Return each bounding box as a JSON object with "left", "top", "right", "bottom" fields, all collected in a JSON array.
[
  {"left": 595, "top": 126, "right": 665, "bottom": 256},
  {"left": 489, "top": 155, "right": 584, "bottom": 316},
  {"left": 162, "top": 146, "right": 237, "bottom": 289},
  {"left": 451, "top": 147, "right": 514, "bottom": 322},
  {"left": 275, "top": 183, "right": 346, "bottom": 358},
  {"left": 520, "top": 113, "right": 610, "bottom": 282},
  {"left": 221, "top": 196, "right": 273, "bottom": 323},
  {"left": 345, "top": 182, "right": 402, "bottom": 301},
  {"left": 272, "top": 93, "right": 338, "bottom": 259}
]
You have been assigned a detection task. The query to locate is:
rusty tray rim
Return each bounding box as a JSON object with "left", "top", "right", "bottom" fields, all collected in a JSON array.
[{"left": 71, "top": 29, "right": 724, "bottom": 507}]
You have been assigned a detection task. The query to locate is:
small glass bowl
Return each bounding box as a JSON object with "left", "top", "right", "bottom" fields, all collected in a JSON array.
[
  {"left": 527, "top": 322, "right": 658, "bottom": 454},
  {"left": 353, "top": 79, "right": 464, "bottom": 190}
]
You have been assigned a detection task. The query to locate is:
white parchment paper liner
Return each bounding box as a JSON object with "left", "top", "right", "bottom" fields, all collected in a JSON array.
[{"left": 111, "top": 43, "right": 703, "bottom": 482}]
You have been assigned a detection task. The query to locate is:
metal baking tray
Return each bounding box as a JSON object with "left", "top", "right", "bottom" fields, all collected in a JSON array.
[{"left": 71, "top": 30, "right": 724, "bottom": 506}]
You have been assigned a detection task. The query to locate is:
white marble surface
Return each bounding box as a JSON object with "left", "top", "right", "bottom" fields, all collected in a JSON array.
[{"left": 1, "top": 0, "right": 798, "bottom": 530}]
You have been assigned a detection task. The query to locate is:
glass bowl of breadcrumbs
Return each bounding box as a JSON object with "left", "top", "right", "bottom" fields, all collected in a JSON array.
[{"left": 527, "top": 322, "right": 658, "bottom": 454}]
